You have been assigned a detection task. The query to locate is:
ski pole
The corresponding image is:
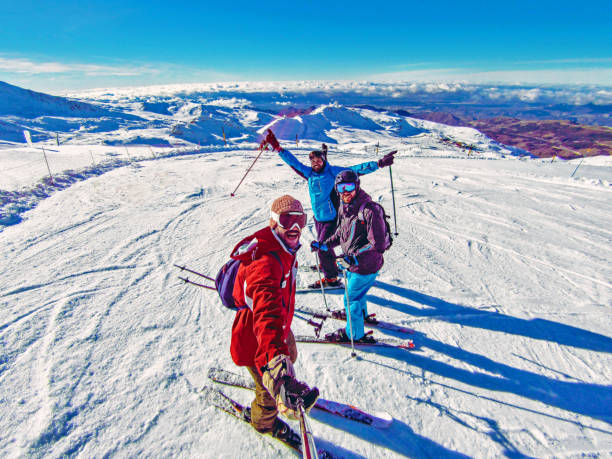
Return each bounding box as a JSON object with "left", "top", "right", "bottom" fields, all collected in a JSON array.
[
  {"left": 296, "top": 399, "right": 319, "bottom": 459},
  {"left": 174, "top": 264, "right": 215, "bottom": 282},
  {"left": 340, "top": 265, "right": 357, "bottom": 358},
  {"left": 388, "top": 165, "right": 398, "bottom": 236},
  {"left": 230, "top": 145, "right": 267, "bottom": 196},
  {"left": 177, "top": 276, "right": 216, "bottom": 290},
  {"left": 313, "top": 249, "right": 331, "bottom": 312}
]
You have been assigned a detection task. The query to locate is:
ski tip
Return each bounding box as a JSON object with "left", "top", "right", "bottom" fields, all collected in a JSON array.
[{"left": 373, "top": 411, "right": 394, "bottom": 428}]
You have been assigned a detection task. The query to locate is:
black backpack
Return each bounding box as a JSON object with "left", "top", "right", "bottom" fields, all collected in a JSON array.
[{"left": 357, "top": 201, "right": 393, "bottom": 251}]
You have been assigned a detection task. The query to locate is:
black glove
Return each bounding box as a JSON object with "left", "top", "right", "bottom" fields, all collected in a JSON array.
[
  {"left": 310, "top": 241, "right": 328, "bottom": 252},
  {"left": 337, "top": 254, "right": 358, "bottom": 270},
  {"left": 378, "top": 150, "right": 397, "bottom": 168},
  {"left": 261, "top": 355, "right": 319, "bottom": 420}
]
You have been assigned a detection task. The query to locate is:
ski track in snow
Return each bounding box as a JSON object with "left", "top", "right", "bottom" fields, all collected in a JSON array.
[{"left": 1, "top": 139, "right": 611, "bottom": 458}]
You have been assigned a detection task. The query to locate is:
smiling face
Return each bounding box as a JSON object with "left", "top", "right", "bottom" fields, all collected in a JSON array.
[
  {"left": 275, "top": 223, "right": 302, "bottom": 249},
  {"left": 310, "top": 156, "right": 325, "bottom": 173},
  {"left": 340, "top": 189, "right": 357, "bottom": 204}
]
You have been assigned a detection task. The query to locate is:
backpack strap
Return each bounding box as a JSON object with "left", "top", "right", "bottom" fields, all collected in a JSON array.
[
  {"left": 268, "top": 251, "right": 287, "bottom": 309},
  {"left": 358, "top": 201, "right": 371, "bottom": 221},
  {"left": 269, "top": 251, "right": 283, "bottom": 282}
]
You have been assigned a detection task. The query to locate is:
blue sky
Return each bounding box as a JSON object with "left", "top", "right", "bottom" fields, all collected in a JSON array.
[{"left": 1, "top": 0, "right": 610, "bottom": 92}]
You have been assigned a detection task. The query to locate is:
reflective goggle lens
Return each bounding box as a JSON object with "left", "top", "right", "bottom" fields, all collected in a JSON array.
[
  {"left": 336, "top": 182, "right": 356, "bottom": 193},
  {"left": 278, "top": 212, "right": 307, "bottom": 229}
]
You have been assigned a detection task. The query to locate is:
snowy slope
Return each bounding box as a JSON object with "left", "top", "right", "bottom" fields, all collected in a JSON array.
[
  {"left": 1, "top": 137, "right": 611, "bottom": 458},
  {"left": 1, "top": 81, "right": 612, "bottom": 457}
]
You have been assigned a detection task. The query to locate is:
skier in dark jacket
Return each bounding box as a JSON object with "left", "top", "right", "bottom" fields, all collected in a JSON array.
[
  {"left": 260, "top": 129, "right": 395, "bottom": 289},
  {"left": 311, "top": 170, "right": 388, "bottom": 342}
]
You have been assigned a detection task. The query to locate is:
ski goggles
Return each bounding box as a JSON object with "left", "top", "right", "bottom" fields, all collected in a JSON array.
[
  {"left": 270, "top": 211, "right": 307, "bottom": 230},
  {"left": 335, "top": 182, "right": 357, "bottom": 193}
]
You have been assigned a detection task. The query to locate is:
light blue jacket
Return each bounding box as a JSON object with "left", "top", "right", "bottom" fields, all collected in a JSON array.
[{"left": 278, "top": 148, "right": 379, "bottom": 222}]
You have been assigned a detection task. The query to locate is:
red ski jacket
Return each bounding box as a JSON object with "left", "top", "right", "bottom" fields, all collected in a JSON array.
[{"left": 229, "top": 226, "right": 298, "bottom": 373}]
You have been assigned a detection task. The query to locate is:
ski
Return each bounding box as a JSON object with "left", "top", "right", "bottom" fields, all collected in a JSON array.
[
  {"left": 298, "top": 264, "right": 322, "bottom": 273},
  {"left": 295, "top": 306, "right": 416, "bottom": 335},
  {"left": 294, "top": 333, "right": 415, "bottom": 350},
  {"left": 296, "top": 284, "right": 344, "bottom": 294},
  {"left": 200, "top": 385, "right": 336, "bottom": 458},
  {"left": 207, "top": 368, "right": 393, "bottom": 429}
]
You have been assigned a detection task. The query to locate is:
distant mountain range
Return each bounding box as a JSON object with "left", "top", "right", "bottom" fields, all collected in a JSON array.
[{"left": 2, "top": 80, "right": 610, "bottom": 158}]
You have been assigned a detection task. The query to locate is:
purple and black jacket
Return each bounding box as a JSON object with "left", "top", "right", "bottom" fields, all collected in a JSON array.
[{"left": 323, "top": 189, "right": 387, "bottom": 275}]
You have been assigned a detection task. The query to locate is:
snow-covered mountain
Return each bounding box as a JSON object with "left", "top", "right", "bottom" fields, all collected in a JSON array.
[
  {"left": 1, "top": 81, "right": 611, "bottom": 458},
  {"left": 0, "top": 80, "right": 112, "bottom": 119}
]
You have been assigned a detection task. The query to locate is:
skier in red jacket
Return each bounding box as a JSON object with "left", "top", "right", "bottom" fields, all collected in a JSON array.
[{"left": 229, "top": 195, "right": 319, "bottom": 442}]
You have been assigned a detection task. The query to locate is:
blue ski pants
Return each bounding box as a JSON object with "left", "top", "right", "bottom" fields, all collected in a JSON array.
[{"left": 342, "top": 270, "right": 378, "bottom": 339}]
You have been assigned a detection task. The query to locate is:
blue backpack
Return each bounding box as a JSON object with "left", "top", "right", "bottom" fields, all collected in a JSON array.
[{"left": 215, "top": 251, "right": 283, "bottom": 310}]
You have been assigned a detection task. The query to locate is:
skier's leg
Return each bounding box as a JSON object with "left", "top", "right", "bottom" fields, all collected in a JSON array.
[
  {"left": 358, "top": 271, "right": 377, "bottom": 318},
  {"left": 315, "top": 219, "right": 339, "bottom": 279},
  {"left": 247, "top": 366, "right": 278, "bottom": 433},
  {"left": 286, "top": 329, "right": 297, "bottom": 364},
  {"left": 344, "top": 271, "right": 378, "bottom": 339}
]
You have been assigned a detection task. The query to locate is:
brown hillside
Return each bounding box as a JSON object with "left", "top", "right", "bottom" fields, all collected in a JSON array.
[{"left": 412, "top": 112, "right": 612, "bottom": 158}]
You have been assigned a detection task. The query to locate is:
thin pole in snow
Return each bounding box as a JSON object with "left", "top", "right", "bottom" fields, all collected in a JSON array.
[
  {"left": 571, "top": 158, "right": 584, "bottom": 178},
  {"left": 41, "top": 146, "right": 53, "bottom": 183}
]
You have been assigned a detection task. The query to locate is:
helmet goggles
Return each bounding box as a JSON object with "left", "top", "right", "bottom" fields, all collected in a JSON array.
[
  {"left": 336, "top": 182, "right": 357, "bottom": 193},
  {"left": 271, "top": 211, "right": 307, "bottom": 230}
]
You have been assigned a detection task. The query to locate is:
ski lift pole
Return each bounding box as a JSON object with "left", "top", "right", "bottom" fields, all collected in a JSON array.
[
  {"left": 388, "top": 165, "right": 398, "bottom": 235},
  {"left": 231, "top": 145, "right": 266, "bottom": 197},
  {"left": 41, "top": 146, "right": 54, "bottom": 183},
  {"left": 296, "top": 400, "right": 319, "bottom": 459},
  {"left": 570, "top": 157, "right": 585, "bottom": 178}
]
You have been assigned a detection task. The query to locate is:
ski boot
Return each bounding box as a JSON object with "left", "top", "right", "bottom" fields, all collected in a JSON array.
[
  {"left": 331, "top": 309, "right": 379, "bottom": 325},
  {"left": 271, "top": 417, "right": 301, "bottom": 449},
  {"left": 325, "top": 327, "right": 377, "bottom": 344},
  {"left": 309, "top": 277, "right": 342, "bottom": 289},
  {"left": 324, "top": 327, "right": 350, "bottom": 342},
  {"left": 356, "top": 332, "right": 377, "bottom": 344}
]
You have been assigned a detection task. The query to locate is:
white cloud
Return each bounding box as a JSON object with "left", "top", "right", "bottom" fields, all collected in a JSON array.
[
  {"left": 0, "top": 56, "right": 160, "bottom": 77},
  {"left": 366, "top": 67, "right": 612, "bottom": 86}
]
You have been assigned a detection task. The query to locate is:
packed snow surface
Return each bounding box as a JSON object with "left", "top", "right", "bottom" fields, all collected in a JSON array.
[{"left": 1, "top": 85, "right": 611, "bottom": 458}]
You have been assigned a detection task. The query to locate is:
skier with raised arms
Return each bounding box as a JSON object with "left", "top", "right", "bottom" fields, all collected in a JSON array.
[{"left": 261, "top": 129, "right": 395, "bottom": 289}]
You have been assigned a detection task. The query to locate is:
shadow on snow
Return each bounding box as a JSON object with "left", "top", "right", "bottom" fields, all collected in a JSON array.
[{"left": 370, "top": 281, "right": 612, "bottom": 354}]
